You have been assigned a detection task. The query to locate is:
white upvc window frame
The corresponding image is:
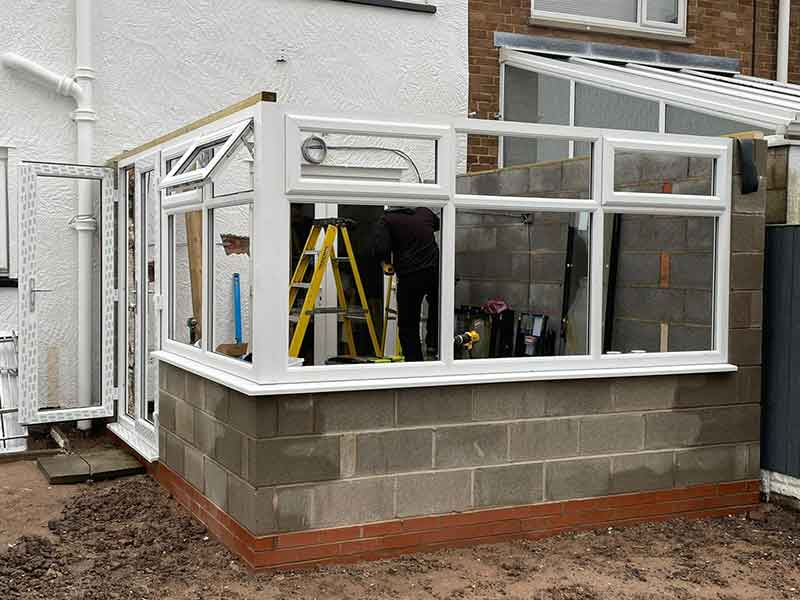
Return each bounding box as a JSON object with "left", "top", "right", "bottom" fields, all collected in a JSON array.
[
  {"left": 159, "top": 119, "right": 252, "bottom": 190},
  {"left": 0, "top": 146, "right": 17, "bottom": 279},
  {"left": 531, "top": 0, "right": 687, "bottom": 38},
  {"left": 158, "top": 109, "right": 262, "bottom": 382},
  {"left": 147, "top": 101, "right": 734, "bottom": 395}
]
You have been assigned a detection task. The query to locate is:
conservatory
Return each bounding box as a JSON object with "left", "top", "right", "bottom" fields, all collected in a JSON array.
[
  {"left": 111, "top": 97, "right": 738, "bottom": 393},
  {"left": 94, "top": 93, "right": 764, "bottom": 569}
]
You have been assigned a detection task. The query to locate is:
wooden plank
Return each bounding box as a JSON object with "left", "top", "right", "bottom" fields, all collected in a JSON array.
[
  {"left": 106, "top": 91, "right": 276, "bottom": 165},
  {"left": 186, "top": 211, "right": 204, "bottom": 340}
]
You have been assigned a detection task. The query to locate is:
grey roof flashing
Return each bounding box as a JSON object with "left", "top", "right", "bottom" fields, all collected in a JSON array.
[{"left": 495, "top": 32, "right": 740, "bottom": 73}]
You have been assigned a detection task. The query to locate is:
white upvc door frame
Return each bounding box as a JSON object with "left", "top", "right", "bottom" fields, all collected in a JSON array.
[
  {"left": 17, "top": 162, "right": 116, "bottom": 425},
  {"left": 108, "top": 151, "right": 160, "bottom": 462}
]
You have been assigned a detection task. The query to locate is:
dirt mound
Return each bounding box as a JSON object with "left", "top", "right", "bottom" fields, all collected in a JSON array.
[
  {"left": 1, "top": 477, "right": 240, "bottom": 599},
  {"left": 2, "top": 473, "right": 800, "bottom": 599}
]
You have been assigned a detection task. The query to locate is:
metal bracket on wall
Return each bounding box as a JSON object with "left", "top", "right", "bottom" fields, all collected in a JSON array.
[{"left": 28, "top": 277, "right": 53, "bottom": 312}]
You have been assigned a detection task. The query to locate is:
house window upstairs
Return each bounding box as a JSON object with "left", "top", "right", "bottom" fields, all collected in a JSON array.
[{"left": 532, "top": 0, "right": 687, "bottom": 38}]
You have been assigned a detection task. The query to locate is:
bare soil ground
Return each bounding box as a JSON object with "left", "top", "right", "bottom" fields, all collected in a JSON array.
[{"left": 1, "top": 463, "right": 799, "bottom": 600}]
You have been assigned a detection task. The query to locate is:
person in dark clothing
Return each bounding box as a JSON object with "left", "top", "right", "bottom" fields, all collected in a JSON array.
[{"left": 372, "top": 207, "right": 440, "bottom": 362}]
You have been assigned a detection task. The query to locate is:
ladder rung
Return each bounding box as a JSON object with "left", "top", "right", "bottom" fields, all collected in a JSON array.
[
  {"left": 290, "top": 307, "right": 368, "bottom": 320},
  {"left": 291, "top": 282, "right": 311, "bottom": 289},
  {"left": 302, "top": 251, "right": 317, "bottom": 256},
  {"left": 333, "top": 257, "right": 351, "bottom": 263}
]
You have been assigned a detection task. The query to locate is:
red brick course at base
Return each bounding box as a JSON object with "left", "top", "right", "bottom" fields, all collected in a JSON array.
[{"left": 151, "top": 462, "right": 761, "bottom": 571}]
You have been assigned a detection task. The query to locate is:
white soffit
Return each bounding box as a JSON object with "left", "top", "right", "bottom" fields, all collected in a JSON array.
[{"left": 501, "top": 48, "right": 800, "bottom": 133}]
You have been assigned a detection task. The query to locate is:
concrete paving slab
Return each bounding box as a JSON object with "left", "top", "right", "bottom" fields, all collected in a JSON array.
[
  {"left": 81, "top": 448, "right": 145, "bottom": 480},
  {"left": 37, "top": 454, "right": 91, "bottom": 484}
]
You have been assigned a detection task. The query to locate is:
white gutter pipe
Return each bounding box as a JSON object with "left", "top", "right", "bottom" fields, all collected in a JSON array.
[
  {"left": 778, "top": 0, "right": 791, "bottom": 83},
  {"left": 1, "top": 0, "right": 97, "bottom": 429}
]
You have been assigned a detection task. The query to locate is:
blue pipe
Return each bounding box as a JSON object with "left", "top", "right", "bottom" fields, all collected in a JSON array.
[{"left": 233, "top": 273, "right": 242, "bottom": 344}]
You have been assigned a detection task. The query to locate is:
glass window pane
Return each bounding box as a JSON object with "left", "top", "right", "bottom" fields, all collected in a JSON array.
[
  {"left": 142, "top": 170, "right": 158, "bottom": 423},
  {"left": 460, "top": 134, "right": 592, "bottom": 198},
  {"left": 289, "top": 204, "right": 442, "bottom": 366},
  {"left": 176, "top": 140, "right": 225, "bottom": 175},
  {"left": 665, "top": 105, "right": 771, "bottom": 137},
  {"left": 575, "top": 84, "right": 660, "bottom": 132},
  {"left": 454, "top": 209, "right": 590, "bottom": 359},
  {"left": 603, "top": 214, "right": 715, "bottom": 354},
  {"left": 170, "top": 210, "right": 203, "bottom": 346},
  {"left": 647, "top": 0, "right": 679, "bottom": 23},
  {"left": 503, "top": 67, "right": 571, "bottom": 167},
  {"left": 535, "top": 0, "right": 637, "bottom": 22},
  {"left": 212, "top": 131, "right": 254, "bottom": 197},
  {"left": 614, "top": 151, "right": 714, "bottom": 195},
  {"left": 36, "top": 176, "right": 103, "bottom": 410},
  {"left": 211, "top": 204, "right": 252, "bottom": 361},
  {"left": 125, "top": 168, "right": 136, "bottom": 418}
]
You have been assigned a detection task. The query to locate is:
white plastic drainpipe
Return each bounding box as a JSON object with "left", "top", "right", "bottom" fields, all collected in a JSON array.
[
  {"left": 2, "top": 0, "right": 97, "bottom": 429},
  {"left": 778, "top": 0, "right": 791, "bottom": 83}
]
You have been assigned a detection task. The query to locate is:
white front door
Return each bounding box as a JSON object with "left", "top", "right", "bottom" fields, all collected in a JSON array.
[
  {"left": 17, "top": 162, "right": 116, "bottom": 425},
  {"left": 108, "top": 154, "right": 161, "bottom": 461}
]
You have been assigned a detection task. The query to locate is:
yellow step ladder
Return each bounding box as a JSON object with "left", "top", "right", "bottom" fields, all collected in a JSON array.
[{"left": 289, "top": 218, "right": 381, "bottom": 360}]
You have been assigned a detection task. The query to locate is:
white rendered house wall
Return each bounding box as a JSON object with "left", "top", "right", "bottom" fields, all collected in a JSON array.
[{"left": 0, "top": 0, "right": 468, "bottom": 405}]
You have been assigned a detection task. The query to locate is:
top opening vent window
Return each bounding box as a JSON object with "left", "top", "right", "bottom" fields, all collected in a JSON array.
[
  {"left": 160, "top": 119, "right": 253, "bottom": 191},
  {"left": 532, "top": 0, "right": 686, "bottom": 36}
]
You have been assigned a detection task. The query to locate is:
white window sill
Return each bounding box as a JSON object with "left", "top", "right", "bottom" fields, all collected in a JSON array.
[
  {"left": 528, "top": 16, "right": 693, "bottom": 45},
  {"left": 153, "top": 350, "right": 737, "bottom": 397}
]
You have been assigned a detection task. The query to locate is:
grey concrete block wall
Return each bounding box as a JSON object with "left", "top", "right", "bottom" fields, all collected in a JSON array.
[
  {"left": 159, "top": 365, "right": 760, "bottom": 536},
  {"left": 154, "top": 142, "right": 765, "bottom": 538}
]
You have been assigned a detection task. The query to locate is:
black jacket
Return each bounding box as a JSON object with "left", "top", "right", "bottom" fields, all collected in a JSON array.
[{"left": 371, "top": 208, "right": 440, "bottom": 276}]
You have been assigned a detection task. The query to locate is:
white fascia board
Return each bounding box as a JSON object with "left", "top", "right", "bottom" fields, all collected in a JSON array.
[
  {"left": 500, "top": 50, "right": 788, "bottom": 131},
  {"left": 154, "top": 350, "right": 737, "bottom": 397}
]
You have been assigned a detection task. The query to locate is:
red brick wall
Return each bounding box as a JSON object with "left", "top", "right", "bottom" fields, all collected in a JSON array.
[{"left": 468, "top": 0, "right": 791, "bottom": 170}]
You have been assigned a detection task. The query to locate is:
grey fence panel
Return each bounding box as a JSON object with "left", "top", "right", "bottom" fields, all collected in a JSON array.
[{"left": 763, "top": 225, "right": 800, "bottom": 476}]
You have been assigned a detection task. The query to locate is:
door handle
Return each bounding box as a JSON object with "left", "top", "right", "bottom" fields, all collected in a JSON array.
[{"left": 29, "top": 278, "right": 54, "bottom": 312}]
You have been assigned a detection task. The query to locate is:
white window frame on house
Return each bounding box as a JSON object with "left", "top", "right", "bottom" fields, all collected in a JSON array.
[
  {"left": 530, "top": 0, "right": 687, "bottom": 38},
  {"left": 117, "top": 101, "right": 734, "bottom": 396},
  {"left": 158, "top": 109, "right": 260, "bottom": 382},
  {"left": 0, "top": 147, "right": 18, "bottom": 279}
]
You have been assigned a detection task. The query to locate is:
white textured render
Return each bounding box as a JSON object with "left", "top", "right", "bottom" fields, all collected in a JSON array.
[{"left": 0, "top": 0, "right": 468, "bottom": 408}]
